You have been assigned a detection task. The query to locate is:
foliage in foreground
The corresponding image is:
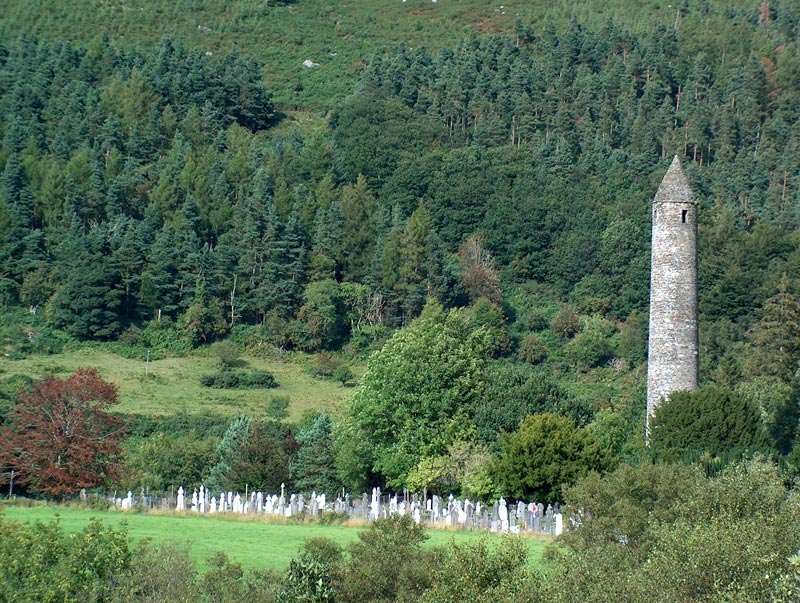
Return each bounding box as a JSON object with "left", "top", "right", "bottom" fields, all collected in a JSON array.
[
  {"left": 549, "top": 459, "right": 800, "bottom": 603},
  {"left": 2, "top": 462, "right": 799, "bottom": 603}
]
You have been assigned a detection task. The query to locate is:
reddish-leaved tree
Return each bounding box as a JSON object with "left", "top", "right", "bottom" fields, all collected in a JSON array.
[{"left": 0, "top": 368, "right": 125, "bottom": 498}]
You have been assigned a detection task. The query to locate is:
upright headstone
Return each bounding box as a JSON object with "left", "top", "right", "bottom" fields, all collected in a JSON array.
[
  {"left": 498, "top": 498, "right": 509, "bottom": 532},
  {"left": 361, "top": 493, "right": 369, "bottom": 520},
  {"left": 176, "top": 486, "right": 185, "bottom": 511},
  {"left": 370, "top": 488, "right": 380, "bottom": 520}
]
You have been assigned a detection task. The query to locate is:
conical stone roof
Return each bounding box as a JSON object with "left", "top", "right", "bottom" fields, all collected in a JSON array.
[{"left": 653, "top": 155, "right": 695, "bottom": 205}]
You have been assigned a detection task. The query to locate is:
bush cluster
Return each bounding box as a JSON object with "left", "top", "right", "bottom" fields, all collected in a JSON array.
[{"left": 200, "top": 368, "right": 278, "bottom": 389}]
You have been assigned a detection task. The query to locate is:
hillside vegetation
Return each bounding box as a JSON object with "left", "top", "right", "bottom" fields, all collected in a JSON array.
[
  {"left": 0, "top": 0, "right": 799, "bottom": 490},
  {"left": 0, "top": 344, "right": 351, "bottom": 418},
  {"left": 0, "top": 0, "right": 764, "bottom": 111},
  {"left": 2, "top": 1, "right": 800, "bottom": 601},
  {"left": 0, "top": 1, "right": 800, "bottom": 508}
]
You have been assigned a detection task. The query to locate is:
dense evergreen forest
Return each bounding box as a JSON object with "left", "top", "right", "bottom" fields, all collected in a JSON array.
[{"left": 2, "top": 0, "right": 800, "bottom": 497}]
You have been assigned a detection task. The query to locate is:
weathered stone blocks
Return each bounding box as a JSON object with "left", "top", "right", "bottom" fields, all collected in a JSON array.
[{"left": 646, "top": 156, "right": 698, "bottom": 438}]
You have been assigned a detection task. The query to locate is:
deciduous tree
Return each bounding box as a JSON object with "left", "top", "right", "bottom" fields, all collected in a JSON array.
[
  {"left": 341, "top": 300, "right": 491, "bottom": 489},
  {"left": 0, "top": 369, "right": 125, "bottom": 498}
]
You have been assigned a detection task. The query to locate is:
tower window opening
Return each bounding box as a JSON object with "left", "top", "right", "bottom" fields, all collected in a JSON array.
[{"left": 682, "top": 209, "right": 688, "bottom": 223}]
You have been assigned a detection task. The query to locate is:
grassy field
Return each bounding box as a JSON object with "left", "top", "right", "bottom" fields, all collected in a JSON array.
[
  {"left": 0, "top": 0, "right": 754, "bottom": 111},
  {"left": 0, "top": 347, "right": 354, "bottom": 419},
  {"left": 0, "top": 504, "right": 551, "bottom": 571}
]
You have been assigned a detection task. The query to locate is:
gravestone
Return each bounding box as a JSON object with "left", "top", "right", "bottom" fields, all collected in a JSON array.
[{"left": 498, "top": 498, "right": 509, "bottom": 532}]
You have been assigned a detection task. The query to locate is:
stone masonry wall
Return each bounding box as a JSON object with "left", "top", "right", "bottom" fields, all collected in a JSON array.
[{"left": 646, "top": 157, "right": 699, "bottom": 437}]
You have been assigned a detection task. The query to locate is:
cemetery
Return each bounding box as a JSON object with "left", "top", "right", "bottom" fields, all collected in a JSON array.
[{"left": 111, "top": 485, "right": 564, "bottom": 536}]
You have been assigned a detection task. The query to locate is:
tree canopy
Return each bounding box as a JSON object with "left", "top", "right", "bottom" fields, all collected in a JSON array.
[
  {"left": 341, "top": 300, "right": 491, "bottom": 490},
  {"left": 0, "top": 369, "right": 125, "bottom": 497}
]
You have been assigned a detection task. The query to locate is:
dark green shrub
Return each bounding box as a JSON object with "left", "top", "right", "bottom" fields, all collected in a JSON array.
[
  {"left": 301, "top": 537, "right": 344, "bottom": 566},
  {"left": 650, "top": 386, "right": 770, "bottom": 462},
  {"left": 201, "top": 368, "right": 277, "bottom": 389},
  {"left": 517, "top": 333, "right": 547, "bottom": 364},
  {"left": 211, "top": 340, "right": 243, "bottom": 367},
  {"left": 0, "top": 517, "right": 131, "bottom": 602},
  {"left": 247, "top": 370, "right": 278, "bottom": 388},
  {"left": 314, "top": 351, "right": 341, "bottom": 378},
  {"left": 551, "top": 304, "right": 582, "bottom": 339},
  {"left": 332, "top": 365, "right": 354, "bottom": 385},
  {"left": 335, "top": 515, "right": 431, "bottom": 603},
  {"left": 265, "top": 396, "right": 290, "bottom": 420},
  {"left": 559, "top": 316, "right": 617, "bottom": 369},
  {"left": 276, "top": 555, "right": 336, "bottom": 603},
  {"left": 24, "top": 327, "right": 72, "bottom": 355}
]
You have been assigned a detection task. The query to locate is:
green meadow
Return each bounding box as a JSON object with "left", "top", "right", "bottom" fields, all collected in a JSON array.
[
  {"left": 0, "top": 348, "right": 354, "bottom": 419},
  {"left": 0, "top": 504, "right": 551, "bottom": 571}
]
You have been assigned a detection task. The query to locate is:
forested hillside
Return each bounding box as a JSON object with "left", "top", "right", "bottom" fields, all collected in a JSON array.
[{"left": 2, "top": 0, "right": 800, "bottom": 495}]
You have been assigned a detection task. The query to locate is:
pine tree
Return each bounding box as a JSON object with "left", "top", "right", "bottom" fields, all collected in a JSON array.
[
  {"left": 206, "top": 415, "right": 252, "bottom": 493},
  {"left": 291, "top": 413, "right": 339, "bottom": 496},
  {"left": 337, "top": 175, "right": 376, "bottom": 281},
  {"left": 747, "top": 274, "right": 800, "bottom": 381},
  {"left": 50, "top": 217, "right": 123, "bottom": 339},
  {"left": 140, "top": 222, "right": 181, "bottom": 320}
]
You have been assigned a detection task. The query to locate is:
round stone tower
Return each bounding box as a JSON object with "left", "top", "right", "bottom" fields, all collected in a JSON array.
[{"left": 646, "top": 155, "right": 698, "bottom": 439}]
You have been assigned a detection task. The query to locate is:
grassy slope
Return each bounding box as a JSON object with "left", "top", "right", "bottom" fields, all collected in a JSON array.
[
  {"left": 0, "top": 0, "right": 756, "bottom": 111},
  {"left": 0, "top": 504, "right": 550, "bottom": 571},
  {"left": 0, "top": 348, "right": 353, "bottom": 419}
]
